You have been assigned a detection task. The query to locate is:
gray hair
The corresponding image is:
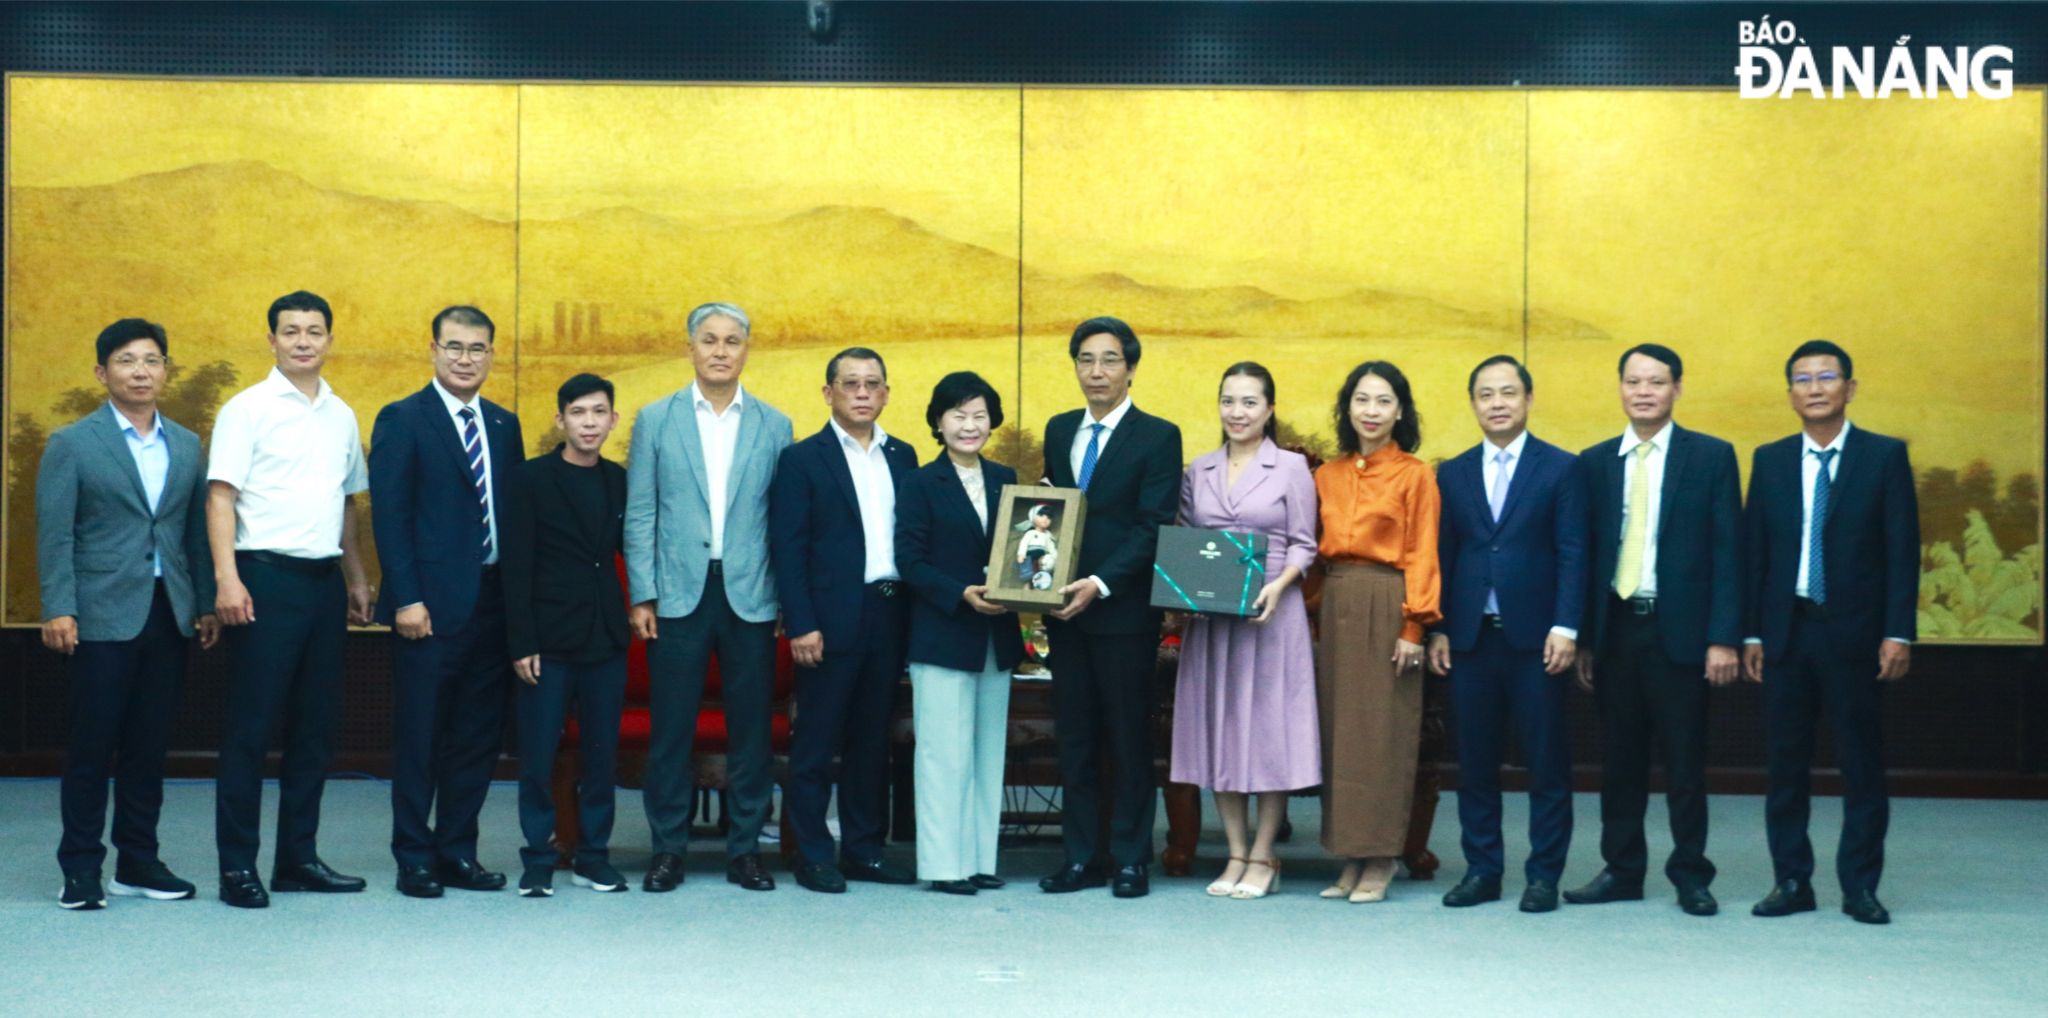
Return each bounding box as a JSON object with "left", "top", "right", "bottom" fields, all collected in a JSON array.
[{"left": 686, "top": 302, "right": 751, "bottom": 339}]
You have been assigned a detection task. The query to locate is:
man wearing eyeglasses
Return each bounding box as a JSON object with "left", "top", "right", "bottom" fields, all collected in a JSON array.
[
  {"left": 1741, "top": 339, "right": 1917, "bottom": 925},
  {"left": 369, "top": 305, "right": 525, "bottom": 899},
  {"left": 38, "top": 319, "right": 220, "bottom": 910}
]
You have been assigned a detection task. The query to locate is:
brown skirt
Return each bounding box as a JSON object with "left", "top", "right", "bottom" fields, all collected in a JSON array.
[{"left": 1317, "top": 561, "right": 1422, "bottom": 858}]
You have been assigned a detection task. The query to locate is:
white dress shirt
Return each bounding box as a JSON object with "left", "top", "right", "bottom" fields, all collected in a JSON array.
[
  {"left": 111, "top": 403, "right": 168, "bottom": 577},
  {"left": 1478, "top": 430, "right": 1575, "bottom": 640},
  {"left": 1067, "top": 396, "right": 1133, "bottom": 598},
  {"left": 1614, "top": 420, "right": 1673, "bottom": 598},
  {"left": 830, "top": 419, "right": 899, "bottom": 583},
  {"left": 692, "top": 381, "right": 746, "bottom": 561},
  {"left": 430, "top": 378, "right": 498, "bottom": 566},
  {"left": 208, "top": 367, "right": 368, "bottom": 559}
]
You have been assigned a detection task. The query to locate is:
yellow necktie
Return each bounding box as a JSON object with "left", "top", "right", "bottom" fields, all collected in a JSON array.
[{"left": 1614, "top": 441, "right": 1654, "bottom": 598}]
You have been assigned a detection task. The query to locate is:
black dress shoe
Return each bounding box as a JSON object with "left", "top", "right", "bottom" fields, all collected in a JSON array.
[
  {"left": 436, "top": 858, "right": 506, "bottom": 892},
  {"left": 396, "top": 864, "right": 444, "bottom": 899},
  {"left": 111, "top": 860, "right": 197, "bottom": 901},
  {"left": 1039, "top": 863, "right": 1108, "bottom": 894},
  {"left": 1678, "top": 885, "right": 1720, "bottom": 916},
  {"left": 271, "top": 859, "right": 366, "bottom": 894},
  {"left": 841, "top": 857, "right": 917, "bottom": 885},
  {"left": 1563, "top": 870, "right": 1644, "bottom": 905},
  {"left": 726, "top": 853, "right": 776, "bottom": 891},
  {"left": 930, "top": 879, "right": 978, "bottom": 895},
  {"left": 220, "top": 870, "right": 270, "bottom": 909},
  {"left": 1751, "top": 879, "right": 1817, "bottom": 917},
  {"left": 968, "top": 873, "right": 1006, "bottom": 890},
  {"left": 1441, "top": 873, "right": 1502, "bottom": 907},
  {"left": 1520, "top": 880, "right": 1559, "bottom": 913},
  {"left": 1111, "top": 863, "right": 1150, "bottom": 899},
  {"left": 60, "top": 870, "right": 106, "bottom": 911},
  {"left": 795, "top": 861, "right": 847, "bottom": 894},
  {"left": 1842, "top": 889, "right": 1891, "bottom": 925},
  {"left": 644, "top": 853, "right": 686, "bottom": 893}
]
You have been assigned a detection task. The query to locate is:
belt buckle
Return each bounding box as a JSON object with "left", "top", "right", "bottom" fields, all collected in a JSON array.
[
  {"left": 1482, "top": 614, "right": 1503, "bottom": 629},
  {"left": 874, "top": 580, "right": 899, "bottom": 599},
  {"left": 1630, "top": 597, "right": 1656, "bottom": 616}
]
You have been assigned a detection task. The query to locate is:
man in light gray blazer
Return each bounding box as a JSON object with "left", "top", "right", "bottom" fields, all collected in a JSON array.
[
  {"left": 37, "top": 318, "right": 218, "bottom": 910},
  {"left": 625, "top": 302, "right": 794, "bottom": 893}
]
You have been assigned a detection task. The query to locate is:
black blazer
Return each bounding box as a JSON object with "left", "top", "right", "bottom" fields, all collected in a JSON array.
[
  {"left": 1435, "top": 434, "right": 1588, "bottom": 652},
  {"left": 895, "top": 456, "right": 1028, "bottom": 673},
  {"left": 769, "top": 423, "right": 920, "bottom": 650},
  {"left": 1743, "top": 425, "right": 1919, "bottom": 659},
  {"left": 499, "top": 446, "right": 629, "bottom": 663},
  {"left": 369, "top": 384, "right": 525, "bottom": 630},
  {"left": 1579, "top": 424, "right": 1743, "bottom": 664},
  {"left": 1042, "top": 404, "right": 1184, "bottom": 637}
]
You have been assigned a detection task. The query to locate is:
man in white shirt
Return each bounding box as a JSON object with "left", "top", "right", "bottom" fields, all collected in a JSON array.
[
  {"left": 624, "top": 302, "right": 794, "bottom": 893},
  {"left": 368, "top": 306, "right": 525, "bottom": 899},
  {"left": 208, "top": 291, "right": 376, "bottom": 909},
  {"left": 769, "top": 348, "right": 920, "bottom": 892}
]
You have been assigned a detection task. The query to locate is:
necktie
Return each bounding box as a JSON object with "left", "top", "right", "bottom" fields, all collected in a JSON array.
[
  {"left": 1614, "top": 441, "right": 1654, "bottom": 598},
  {"left": 1808, "top": 447, "right": 1836, "bottom": 604},
  {"left": 461, "top": 407, "right": 492, "bottom": 561},
  {"left": 1078, "top": 422, "right": 1105, "bottom": 491},
  {"left": 1488, "top": 448, "right": 1512, "bottom": 521}
]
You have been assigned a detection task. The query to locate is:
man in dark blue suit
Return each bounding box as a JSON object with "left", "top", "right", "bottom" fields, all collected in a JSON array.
[
  {"left": 1427, "top": 354, "right": 1586, "bottom": 913},
  {"left": 1565, "top": 344, "right": 1740, "bottom": 917},
  {"left": 770, "top": 348, "right": 920, "bottom": 893},
  {"left": 370, "top": 305, "right": 525, "bottom": 899},
  {"left": 1742, "top": 339, "right": 1917, "bottom": 925}
]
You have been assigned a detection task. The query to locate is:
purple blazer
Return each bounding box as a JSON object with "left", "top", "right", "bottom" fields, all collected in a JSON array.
[{"left": 1179, "top": 438, "right": 1319, "bottom": 580}]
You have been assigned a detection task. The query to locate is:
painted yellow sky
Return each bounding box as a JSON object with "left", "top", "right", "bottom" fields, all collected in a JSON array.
[
  {"left": 6, "top": 76, "right": 518, "bottom": 220},
  {"left": 518, "top": 85, "right": 1020, "bottom": 251},
  {"left": 1527, "top": 89, "right": 2044, "bottom": 478},
  {"left": 1023, "top": 89, "right": 1527, "bottom": 305}
]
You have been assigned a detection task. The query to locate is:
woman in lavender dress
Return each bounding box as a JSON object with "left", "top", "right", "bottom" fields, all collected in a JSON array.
[{"left": 1169, "top": 362, "right": 1320, "bottom": 900}]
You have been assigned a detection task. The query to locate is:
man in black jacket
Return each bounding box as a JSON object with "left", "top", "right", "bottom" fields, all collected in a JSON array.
[
  {"left": 501, "top": 374, "right": 631, "bottom": 898},
  {"left": 1565, "top": 344, "right": 1740, "bottom": 917},
  {"left": 1037, "top": 316, "right": 1183, "bottom": 899}
]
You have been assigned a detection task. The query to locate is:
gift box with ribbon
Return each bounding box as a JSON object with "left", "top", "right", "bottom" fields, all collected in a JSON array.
[{"left": 1148, "top": 525, "right": 1268, "bottom": 617}]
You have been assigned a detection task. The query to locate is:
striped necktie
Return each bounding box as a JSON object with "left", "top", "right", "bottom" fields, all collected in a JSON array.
[
  {"left": 460, "top": 407, "right": 491, "bottom": 561},
  {"left": 1808, "top": 447, "right": 1836, "bottom": 604},
  {"left": 1078, "top": 422, "right": 1105, "bottom": 491}
]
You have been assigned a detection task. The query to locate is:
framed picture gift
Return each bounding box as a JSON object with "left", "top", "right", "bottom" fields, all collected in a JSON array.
[{"left": 983, "top": 485, "right": 1087, "bottom": 612}]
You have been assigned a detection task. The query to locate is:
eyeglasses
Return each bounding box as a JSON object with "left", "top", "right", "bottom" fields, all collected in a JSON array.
[
  {"left": 1075, "top": 355, "right": 1125, "bottom": 369},
  {"left": 436, "top": 341, "right": 494, "bottom": 361},
  {"left": 834, "top": 379, "right": 887, "bottom": 393},
  {"left": 1790, "top": 372, "right": 1843, "bottom": 387},
  {"left": 109, "top": 354, "right": 169, "bottom": 370}
]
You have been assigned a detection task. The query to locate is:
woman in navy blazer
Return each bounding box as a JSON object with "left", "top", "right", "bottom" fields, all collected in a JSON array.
[{"left": 895, "top": 372, "right": 1027, "bottom": 895}]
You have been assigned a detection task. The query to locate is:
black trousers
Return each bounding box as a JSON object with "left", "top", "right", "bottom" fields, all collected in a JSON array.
[
  {"left": 643, "top": 566, "right": 778, "bottom": 859},
  {"left": 516, "top": 653, "right": 627, "bottom": 868},
  {"left": 216, "top": 553, "right": 345, "bottom": 874},
  {"left": 1044, "top": 622, "right": 1158, "bottom": 869},
  {"left": 389, "top": 569, "right": 511, "bottom": 869},
  {"left": 58, "top": 582, "right": 185, "bottom": 876},
  {"left": 1595, "top": 603, "right": 1713, "bottom": 890},
  {"left": 1764, "top": 608, "right": 1889, "bottom": 894},
  {"left": 786, "top": 587, "right": 907, "bottom": 865}
]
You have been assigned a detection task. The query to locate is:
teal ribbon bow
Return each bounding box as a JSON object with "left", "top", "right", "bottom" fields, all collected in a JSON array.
[{"left": 1217, "top": 531, "right": 1266, "bottom": 616}]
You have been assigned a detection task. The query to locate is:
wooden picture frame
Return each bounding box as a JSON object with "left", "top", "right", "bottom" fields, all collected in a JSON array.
[{"left": 983, "top": 484, "right": 1087, "bottom": 612}]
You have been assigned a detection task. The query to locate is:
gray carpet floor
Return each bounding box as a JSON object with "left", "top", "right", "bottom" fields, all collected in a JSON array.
[{"left": 0, "top": 779, "right": 2041, "bottom": 1017}]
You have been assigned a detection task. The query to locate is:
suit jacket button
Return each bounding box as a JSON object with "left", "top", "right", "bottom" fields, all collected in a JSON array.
[{"left": 1491, "top": 545, "right": 1500, "bottom": 552}]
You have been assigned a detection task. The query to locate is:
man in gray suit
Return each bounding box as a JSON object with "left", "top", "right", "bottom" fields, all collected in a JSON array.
[
  {"left": 37, "top": 318, "right": 219, "bottom": 910},
  {"left": 626, "top": 302, "right": 794, "bottom": 893}
]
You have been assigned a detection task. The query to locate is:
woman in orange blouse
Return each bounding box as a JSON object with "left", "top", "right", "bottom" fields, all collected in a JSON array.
[{"left": 1314, "top": 360, "right": 1441, "bottom": 904}]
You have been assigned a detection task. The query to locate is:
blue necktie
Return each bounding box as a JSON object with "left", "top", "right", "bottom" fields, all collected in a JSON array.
[
  {"left": 1808, "top": 447, "right": 1836, "bottom": 604},
  {"left": 1078, "top": 422, "right": 1105, "bottom": 491},
  {"left": 461, "top": 407, "right": 492, "bottom": 561}
]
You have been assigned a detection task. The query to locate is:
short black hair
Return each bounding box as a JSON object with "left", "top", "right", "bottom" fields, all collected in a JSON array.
[
  {"left": 1785, "top": 339, "right": 1853, "bottom": 382},
  {"left": 1617, "top": 343, "right": 1683, "bottom": 382},
  {"left": 925, "top": 370, "right": 1005, "bottom": 443},
  {"left": 1335, "top": 360, "right": 1423, "bottom": 455},
  {"left": 95, "top": 318, "right": 167, "bottom": 365},
  {"left": 1068, "top": 316, "right": 1142, "bottom": 369},
  {"left": 1467, "top": 354, "right": 1533, "bottom": 396},
  {"left": 432, "top": 305, "right": 496, "bottom": 343},
  {"left": 556, "top": 372, "right": 615, "bottom": 413},
  {"left": 825, "top": 347, "right": 887, "bottom": 385},
  {"left": 267, "top": 291, "right": 332, "bottom": 333}
]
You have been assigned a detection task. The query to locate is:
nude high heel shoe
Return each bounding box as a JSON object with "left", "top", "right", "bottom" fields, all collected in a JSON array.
[{"left": 1207, "top": 857, "right": 1248, "bottom": 897}]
